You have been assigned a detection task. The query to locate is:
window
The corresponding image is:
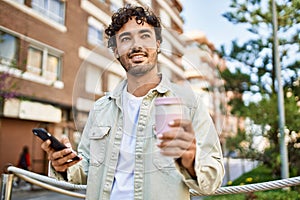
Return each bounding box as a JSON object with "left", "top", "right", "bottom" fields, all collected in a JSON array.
[
  {"left": 31, "top": 0, "right": 66, "bottom": 24},
  {"left": 88, "top": 26, "right": 103, "bottom": 45},
  {"left": 45, "top": 54, "right": 60, "bottom": 81},
  {"left": 87, "top": 17, "right": 104, "bottom": 46},
  {"left": 27, "top": 47, "right": 61, "bottom": 82},
  {"left": 85, "top": 64, "right": 102, "bottom": 95},
  {"left": 88, "top": 26, "right": 103, "bottom": 46},
  {"left": 27, "top": 47, "right": 42, "bottom": 75},
  {"left": 0, "top": 31, "right": 19, "bottom": 67}
]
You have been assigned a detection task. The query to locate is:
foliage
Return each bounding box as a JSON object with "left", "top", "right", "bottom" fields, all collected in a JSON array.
[
  {"left": 219, "top": 0, "right": 300, "bottom": 177},
  {"left": 225, "top": 92, "right": 300, "bottom": 175},
  {"left": 225, "top": 128, "right": 247, "bottom": 155},
  {"left": 221, "top": 0, "right": 300, "bottom": 96},
  {"left": 246, "top": 93, "right": 300, "bottom": 175},
  {"left": 221, "top": 68, "right": 251, "bottom": 93},
  {"left": 220, "top": 68, "right": 250, "bottom": 117},
  {"left": 231, "top": 165, "right": 280, "bottom": 185},
  {"left": 0, "top": 72, "right": 18, "bottom": 102}
]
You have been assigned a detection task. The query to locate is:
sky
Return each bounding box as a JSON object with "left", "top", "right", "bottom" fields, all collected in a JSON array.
[
  {"left": 181, "top": 0, "right": 254, "bottom": 50},
  {"left": 181, "top": 0, "right": 260, "bottom": 103}
]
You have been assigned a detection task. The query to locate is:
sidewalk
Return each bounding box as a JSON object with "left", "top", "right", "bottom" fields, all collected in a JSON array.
[
  {"left": 11, "top": 184, "right": 84, "bottom": 200},
  {"left": 10, "top": 180, "right": 83, "bottom": 200},
  {"left": 222, "top": 158, "right": 259, "bottom": 185}
]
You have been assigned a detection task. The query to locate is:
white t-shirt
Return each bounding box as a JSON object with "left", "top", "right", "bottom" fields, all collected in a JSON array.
[{"left": 110, "top": 87, "right": 143, "bottom": 200}]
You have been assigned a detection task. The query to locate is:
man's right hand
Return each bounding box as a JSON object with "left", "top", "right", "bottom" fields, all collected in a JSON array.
[{"left": 41, "top": 137, "right": 81, "bottom": 172}]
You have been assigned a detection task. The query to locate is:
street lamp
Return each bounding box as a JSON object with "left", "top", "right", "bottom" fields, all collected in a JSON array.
[{"left": 272, "top": 0, "right": 289, "bottom": 179}]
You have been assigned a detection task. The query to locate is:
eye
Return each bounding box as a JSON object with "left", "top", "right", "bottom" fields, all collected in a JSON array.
[
  {"left": 141, "top": 33, "right": 151, "bottom": 39},
  {"left": 120, "top": 36, "right": 131, "bottom": 43}
]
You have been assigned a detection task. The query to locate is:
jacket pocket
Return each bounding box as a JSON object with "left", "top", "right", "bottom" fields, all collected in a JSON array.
[
  {"left": 153, "top": 152, "right": 176, "bottom": 170},
  {"left": 89, "top": 126, "right": 110, "bottom": 166},
  {"left": 152, "top": 147, "right": 182, "bottom": 185},
  {"left": 152, "top": 125, "right": 176, "bottom": 172}
]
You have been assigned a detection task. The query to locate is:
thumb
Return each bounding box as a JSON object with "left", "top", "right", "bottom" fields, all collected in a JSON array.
[{"left": 61, "top": 136, "right": 72, "bottom": 148}]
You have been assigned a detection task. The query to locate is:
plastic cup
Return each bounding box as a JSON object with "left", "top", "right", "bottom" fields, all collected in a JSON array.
[{"left": 154, "top": 97, "right": 186, "bottom": 135}]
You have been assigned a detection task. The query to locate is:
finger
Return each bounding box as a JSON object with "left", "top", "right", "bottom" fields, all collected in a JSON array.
[
  {"left": 53, "top": 158, "right": 81, "bottom": 172},
  {"left": 51, "top": 151, "right": 80, "bottom": 167},
  {"left": 168, "top": 119, "right": 194, "bottom": 133},
  {"left": 51, "top": 148, "right": 72, "bottom": 161},
  {"left": 157, "top": 138, "right": 190, "bottom": 149},
  {"left": 159, "top": 146, "right": 183, "bottom": 158},
  {"left": 52, "top": 158, "right": 82, "bottom": 172},
  {"left": 61, "top": 136, "right": 72, "bottom": 148},
  {"left": 158, "top": 127, "right": 184, "bottom": 140},
  {"left": 159, "top": 129, "right": 194, "bottom": 142},
  {"left": 41, "top": 139, "right": 52, "bottom": 152}
]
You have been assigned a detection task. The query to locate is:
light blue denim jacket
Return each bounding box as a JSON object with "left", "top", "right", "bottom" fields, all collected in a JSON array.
[{"left": 51, "top": 74, "right": 224, "bottom": 200}]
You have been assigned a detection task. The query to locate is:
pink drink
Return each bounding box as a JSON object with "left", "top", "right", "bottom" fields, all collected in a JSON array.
[{"left": 154, "top": 97, "right": 185, "bottom": 135}]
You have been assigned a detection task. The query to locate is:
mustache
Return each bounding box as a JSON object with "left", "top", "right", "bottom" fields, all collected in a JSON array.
[{"left": 127, "top": 48, "right": 148, "bottom": 57}]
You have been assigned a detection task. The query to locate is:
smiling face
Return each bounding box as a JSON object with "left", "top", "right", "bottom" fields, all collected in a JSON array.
[{"left": 114, "top": 19, "right": 160, "bottom": 77}]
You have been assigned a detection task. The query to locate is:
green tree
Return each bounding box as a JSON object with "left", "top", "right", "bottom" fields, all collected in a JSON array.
[
  {"left": 220, "top": 0, "right": 300, "bottom": 176},
  {"left": 221, "top": 0, "right": 299, "bottom": 95}
]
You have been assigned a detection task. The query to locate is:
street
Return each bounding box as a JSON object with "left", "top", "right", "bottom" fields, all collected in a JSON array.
[
  {"left": 11, "top": 184, "right": 84, "bottom": 200},
  {"left": 12, "top": 190, "right": 83, "bottom": 200}
]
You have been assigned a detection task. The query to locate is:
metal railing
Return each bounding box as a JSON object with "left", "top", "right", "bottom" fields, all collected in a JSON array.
[
  {"left": 1, "top": 166, "right": 86, "bottom": 200},
  {"left": 1, "top": 166, "right": 300, "bottom": 200}
]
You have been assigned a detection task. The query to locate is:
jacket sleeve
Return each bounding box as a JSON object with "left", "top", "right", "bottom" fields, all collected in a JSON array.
[
  {"left": 48, "top": 105, "right": 98, "bottom": 184},
  {"left": 175, "top": 95, "right": 225, "bottom": 195},
  {"left": 48, "top": 161, "right": 87, "bottom": 184}
]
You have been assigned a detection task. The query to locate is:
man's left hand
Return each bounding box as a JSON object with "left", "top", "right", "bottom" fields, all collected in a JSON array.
[{"left": 157, "top": 119, "right": 196, "bottom": 177}]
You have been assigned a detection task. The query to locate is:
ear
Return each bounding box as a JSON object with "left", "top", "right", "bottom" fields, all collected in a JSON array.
[
  {"left": 114, "top": 49, "right": 120, "bottom": 59},
  {"left": 156, "top": 40, "right": 161, "bottom": 49},
  {"left": 156, "top": 40, "right": 161, "bottom": 53}
]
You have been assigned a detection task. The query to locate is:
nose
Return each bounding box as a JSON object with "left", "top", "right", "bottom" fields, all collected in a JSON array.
[
  {"left": 128, "top": 37, "right": 144, "bottom": 53},
  {"left": 131, "top": 36, "right": 143, "bottom": 49}
]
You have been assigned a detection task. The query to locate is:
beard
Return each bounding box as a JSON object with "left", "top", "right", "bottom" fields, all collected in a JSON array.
[
  {"left": 126, "top": 63, "right": 156, "bottom": 76},
  {"left": 118, "top": 55, "right": 158, "bottom": 77}
]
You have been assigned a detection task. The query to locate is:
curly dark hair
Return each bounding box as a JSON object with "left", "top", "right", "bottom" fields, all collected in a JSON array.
[{"left": 105, "top": 4, "right": 162, "bottom": 49}]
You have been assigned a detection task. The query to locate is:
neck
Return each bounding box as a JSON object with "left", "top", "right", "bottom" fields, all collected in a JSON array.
[{"left": 127, "top": 71, "right": 161, "bottom": 97}]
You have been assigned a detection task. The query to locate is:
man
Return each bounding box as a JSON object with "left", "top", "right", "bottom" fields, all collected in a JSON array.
[{"left": 41, "top": 5, "right": 224, "bottom": 199}]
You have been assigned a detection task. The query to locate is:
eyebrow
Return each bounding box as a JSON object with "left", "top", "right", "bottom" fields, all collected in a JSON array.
[
  {"left": 138, "top": 29, "right": 153, "bottom": 35},
  {"left": 118, "top": 28, "right": 153, "bottom": 39},
  {"left": 118, "top": 32, "right": 131, "bottom": 39}
]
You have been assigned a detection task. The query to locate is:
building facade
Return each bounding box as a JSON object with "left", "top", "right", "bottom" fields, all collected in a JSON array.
[{"left": 182, "top": 31, "right": 229, "bottom": 152}]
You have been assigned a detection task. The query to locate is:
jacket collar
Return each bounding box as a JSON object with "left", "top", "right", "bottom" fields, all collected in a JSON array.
[{"left": 108, "top": 73, "right": 171, "bottom": 100}]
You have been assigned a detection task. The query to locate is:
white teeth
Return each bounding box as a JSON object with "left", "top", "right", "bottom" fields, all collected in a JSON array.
[{"left": 132, "top": 55, "right": 143, "bottom": 60}]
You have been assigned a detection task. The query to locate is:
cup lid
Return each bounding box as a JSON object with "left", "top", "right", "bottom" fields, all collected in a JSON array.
[{"left": 154, "top": 97, "right": 182, "bottom": 105}]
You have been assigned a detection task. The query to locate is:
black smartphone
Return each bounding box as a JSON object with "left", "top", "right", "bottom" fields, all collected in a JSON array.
[{"left": 32, "top": 128, "right": 80, "bottom": 161}]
